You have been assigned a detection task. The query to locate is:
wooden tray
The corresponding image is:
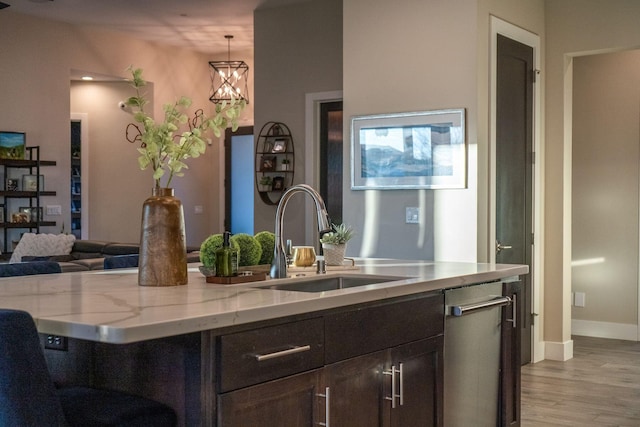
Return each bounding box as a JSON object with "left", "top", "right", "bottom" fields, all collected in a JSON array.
[{"left": 206, "top": 272, "right": 267, "bottom": 285}]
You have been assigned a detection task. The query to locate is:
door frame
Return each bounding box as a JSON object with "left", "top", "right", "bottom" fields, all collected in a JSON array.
[
  {"left": 304, "top": 90, "right": 343, "bottom": 244},
  {"left": 224, "top": 126, "right": 254, "bottom": 232},
  {"left": 70, "top": 113, "right": 89, "bottom": 239},
  {"left": 490, "top": 16, "right": 544, "bottom": 363}
]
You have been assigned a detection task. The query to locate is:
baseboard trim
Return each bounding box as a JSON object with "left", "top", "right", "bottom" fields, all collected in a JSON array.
[
  {"left": 544, "top": 339, "right": 573, "bottom": 361},
  {"left": 572, "top": 319, "right": 638, "bottom": 341}
]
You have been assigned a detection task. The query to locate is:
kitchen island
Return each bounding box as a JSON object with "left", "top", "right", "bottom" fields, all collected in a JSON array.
[{"left": 0, "top": 259, "right": 528, "bottom": 426}]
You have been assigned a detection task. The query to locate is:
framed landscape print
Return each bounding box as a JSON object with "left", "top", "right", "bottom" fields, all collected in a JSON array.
[
  {"left": 351, "top": 109, "right": 466, "bottom": 190},
  {"left": 0, "top": 131, "right": 26, "bottom": 160}
]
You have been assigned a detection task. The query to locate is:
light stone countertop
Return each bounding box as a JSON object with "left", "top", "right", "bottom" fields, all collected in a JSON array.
[{"left": 0, "top": 259, "right": 528, "bottom": 344}]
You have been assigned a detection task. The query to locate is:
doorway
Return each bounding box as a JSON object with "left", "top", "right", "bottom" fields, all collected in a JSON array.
[
  {"left": 224, "top": 126, "right": 254, "bottom": 234},
  {"left": 319, "top": 101, "right": 343, "bottom": 224},
  {"left": 70, "top": 113, "right": 89, "bottom": 239}
]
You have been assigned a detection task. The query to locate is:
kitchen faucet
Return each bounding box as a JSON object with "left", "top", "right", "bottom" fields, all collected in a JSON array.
[{"left": 270, "top": 184, "right": 333, "bottom": 279}]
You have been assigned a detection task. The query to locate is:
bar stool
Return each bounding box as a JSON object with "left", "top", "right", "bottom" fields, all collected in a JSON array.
[{"left": 0, "top": 309, "right": 177, "bottom": 426}]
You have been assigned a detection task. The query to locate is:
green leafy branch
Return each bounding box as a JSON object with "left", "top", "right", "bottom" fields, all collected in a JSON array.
[{"left": 125, "top": 66, "right": 246, "bottom": 189}]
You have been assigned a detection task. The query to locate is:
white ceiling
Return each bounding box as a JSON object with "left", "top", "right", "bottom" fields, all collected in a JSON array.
[{"left": 2, "top": 0, "right": 309, "bottom": 55}]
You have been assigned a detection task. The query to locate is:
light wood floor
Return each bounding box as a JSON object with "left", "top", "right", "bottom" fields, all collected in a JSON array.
[{"left": 521, "top": 336, "right": 640, "bottom": 426}]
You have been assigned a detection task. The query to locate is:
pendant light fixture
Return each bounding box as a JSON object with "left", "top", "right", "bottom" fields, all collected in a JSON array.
[{"left": 209, "top": 35, "right": 249, "bottom": 104}]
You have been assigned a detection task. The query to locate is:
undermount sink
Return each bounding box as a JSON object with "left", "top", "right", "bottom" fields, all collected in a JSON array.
[{"left": 254, "top": 274, "right": 404, "bottom": 293}]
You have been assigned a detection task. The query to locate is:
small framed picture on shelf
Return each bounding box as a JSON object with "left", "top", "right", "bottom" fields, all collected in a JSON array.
[
  {"left": 19, "top": 206, "right": 42, "bottom": 223},
  {"left": 11, "top": 211, "right": 29, "bottom": 224},
  {"left": 22, "top": 174, "right": 44, "bottom": 192},
  {"left": 272, "top": 176, "right": 285, "bottom": 191},
  {"left": 271, "top": 138, "right": 287, "bottom": 153},
  {"left": 6, "top": 178, "right": 19, "bottom": 191},
  {"left": 261, "top": 155, "right": 276, "bottom": 171},
  {"left": 0, "top": 131, "right": 26, "bottom": 160}
]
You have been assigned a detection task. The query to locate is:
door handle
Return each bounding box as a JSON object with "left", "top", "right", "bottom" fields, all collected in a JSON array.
[{"left": 496, "top": 240, "right": 513, "bottom": 253}]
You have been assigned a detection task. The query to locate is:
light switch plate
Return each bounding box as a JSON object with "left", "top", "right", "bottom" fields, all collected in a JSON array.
[
  {"left": 46, "top": 205, "right": 62, "bottom": 216},
  {"left": 405, "top": 207, "right": 419, "bottom": 224}
]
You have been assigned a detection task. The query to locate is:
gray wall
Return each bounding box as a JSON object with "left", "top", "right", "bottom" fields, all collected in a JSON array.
[
  {"left": 572, "top": 50, "right": 640, "bottom": 336},
  {"left": 253, "top": 0, "right": 343, "bottom": 241}
]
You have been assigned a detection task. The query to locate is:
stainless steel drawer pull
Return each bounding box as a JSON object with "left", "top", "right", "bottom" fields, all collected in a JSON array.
[
  {"left": 451, "top": 296, "right": 512, "bottom": 317},
  {"left": 317, "top": 387, "right": 330, "bottom": 427},
  {"left": 254, "top": 344, "right": 311, "bottom": 362},
  {"left": 384, "top": 365, "right": 401, "bottom": 408}
]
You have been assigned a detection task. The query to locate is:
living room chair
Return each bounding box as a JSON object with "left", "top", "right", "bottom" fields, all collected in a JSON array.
[
  {"left": 0, "top": 309, "right": 177, "bottom": 426},
  {"left": 104, "top": 254, "right": 139, "bottom": 269},
  {"left": 0, "top": 261, "right": 61, "bottom": 277}
]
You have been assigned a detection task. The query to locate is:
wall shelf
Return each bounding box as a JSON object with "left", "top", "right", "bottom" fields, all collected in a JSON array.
[
  {"left": 255, "top": 121, "right": 295, "bottom": 205},
  {"left": 0, "top": 146, "right": 57, "bottom": 253}
]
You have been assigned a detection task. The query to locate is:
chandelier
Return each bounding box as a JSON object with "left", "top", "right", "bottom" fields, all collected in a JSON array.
[{"left": 209, "top": 35, "right": 249, "bottom": 104}]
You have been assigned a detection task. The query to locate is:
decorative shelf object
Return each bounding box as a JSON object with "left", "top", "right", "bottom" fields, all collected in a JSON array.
[{"left": 255, "top": 122, "right": 295, "bottom": 205}]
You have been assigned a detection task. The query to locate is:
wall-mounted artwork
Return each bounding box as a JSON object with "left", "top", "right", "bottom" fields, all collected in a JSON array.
[
  {"left": 0, "top": 131, "right": 25, "bottom": 160},
  {"left": 351, "top": 109, "right": 466, "bottom": 190}
]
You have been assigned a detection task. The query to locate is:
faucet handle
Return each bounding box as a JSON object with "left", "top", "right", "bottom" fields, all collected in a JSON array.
[{"left": 285, "top": 239, "right": 293, "bottom": 265}]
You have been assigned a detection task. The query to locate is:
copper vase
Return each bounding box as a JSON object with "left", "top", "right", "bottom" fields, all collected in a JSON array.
[{"left": 138, "top": 187, "right": 188, "bottom": 286}]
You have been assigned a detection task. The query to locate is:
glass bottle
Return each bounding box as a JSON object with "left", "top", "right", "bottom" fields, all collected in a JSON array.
[{"left": 215, "top": 231, "right": 238, "bottom": 277}]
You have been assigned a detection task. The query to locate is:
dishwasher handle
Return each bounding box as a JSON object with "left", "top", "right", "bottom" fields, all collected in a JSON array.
[{"left": 450, "top": 296, "right": 512, "bottom": 317}]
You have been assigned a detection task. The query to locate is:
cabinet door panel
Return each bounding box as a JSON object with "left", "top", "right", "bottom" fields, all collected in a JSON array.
[
  {"left": 391, "top": 336, "right": 444, "bottom": 427},
  {"left": 218, "top": 369, "right": 322, "bottom": 427},
  {"left": 325, "top": 350, "right": 387, "bottom": 427}
]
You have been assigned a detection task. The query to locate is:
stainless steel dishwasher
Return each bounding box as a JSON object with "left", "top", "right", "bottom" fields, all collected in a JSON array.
[{"left": 443, "top": 281, "right": 512, "bottom": 427}]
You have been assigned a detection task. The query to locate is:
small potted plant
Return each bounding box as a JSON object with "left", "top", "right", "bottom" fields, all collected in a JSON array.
[
  {"left": 258, "top": 176, "right": 273, "bottom": 192},
  {"left": 320, "top": 223, "right": 354, "bottom": 266},
  {"left": 280, "top": 158, "right": 291, "bottom": 171}
]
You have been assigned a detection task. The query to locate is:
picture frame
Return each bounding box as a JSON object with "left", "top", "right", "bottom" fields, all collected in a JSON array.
[
  {"left": 272, "top": 176, "right": 285, "bottom": 191},
  {"left": 22, "top": 174, "right": 44, "bottom": 192},
  {"left": 19, "top": 206, "right": 42, "bottom": 223},
  {"left": 351, "top": 109, "right": 466, "bottom": 190},
  {"left": 271, "top": 138, "right": 288, "bottom": 153},
  {"left": 6, "top": 178, "right": 19, "bottom": 191},
  {"left": 0, "top": 131, "right": 25, "bottom": 160},
  {"left": 260, "top": 155, "right": 276, "bottom": 171}
]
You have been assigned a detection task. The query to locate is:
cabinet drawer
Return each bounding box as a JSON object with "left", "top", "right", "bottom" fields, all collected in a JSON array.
[
  {"left": 325, "top": 292, "right": 444, "bottom": 363},
  {"left": 218, "top": 317, "right": 324, "bottom": 392}
]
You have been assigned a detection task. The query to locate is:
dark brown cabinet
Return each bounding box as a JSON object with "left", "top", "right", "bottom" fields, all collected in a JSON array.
[
  {"left": 326, "top": 336, "right": 443, "bottom": 427},
  {"left": 500, "top": 280, "right": 523, "bottom": 426},
  {"left": 216, "top": 293, "right": 445, "bottom": 427},
  {"left": 218, "top": 369, "right": 324, "bottom": 427}
]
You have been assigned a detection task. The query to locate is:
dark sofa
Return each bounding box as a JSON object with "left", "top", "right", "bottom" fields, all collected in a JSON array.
[{"left": 22, "top": 240, "right": 201, "bottom": 273}]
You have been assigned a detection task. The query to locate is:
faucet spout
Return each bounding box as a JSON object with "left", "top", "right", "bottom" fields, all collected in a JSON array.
[{"left": 270, "top": 184, "right": 332, "bottom": 279}]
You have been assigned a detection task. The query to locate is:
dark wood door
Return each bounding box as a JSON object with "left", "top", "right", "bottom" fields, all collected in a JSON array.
[
  {"left": 217, "top": 369, "right": 323, "bottom": 426},
  {"left": 500, "top": 280, "right": 523, "bottom": 427},
  {"left": 496, "top": 34, "right": 534, "bottom": 364},
  {"left": 324, "top": 350, "right": 386, "bottom": 427},
  {"left": 390, "top": 336, "right": 444, "bottom": 427}
]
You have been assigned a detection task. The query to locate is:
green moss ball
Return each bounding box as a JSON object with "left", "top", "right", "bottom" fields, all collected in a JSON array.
[
  {"left": 254, "top": 231, "right": 275, "bottom": 265},
  {"left": 230, "top": 233, "right": 262, "bottom": 266},
  {"left": 199, "top": 234, "right": 240, "bottom": 268}
]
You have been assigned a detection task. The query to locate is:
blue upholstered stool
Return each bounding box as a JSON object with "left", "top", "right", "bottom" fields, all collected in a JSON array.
[
  {"left": 104, "top": 254, "right": 139, "bottom": 270},
  {"left": 0, "top": 309, "right": 177, "bottom": 427},
  {"left": 0, "top": 261, "right": 61, "bottom": 277}
]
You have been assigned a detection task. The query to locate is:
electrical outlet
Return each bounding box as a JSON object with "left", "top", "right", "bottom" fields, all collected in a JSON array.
[
  {"left": 194, "top": 205, "right": 203, "bottom": 214},
  {"left": 45, "top": 335, "right": 68, "bottom": 351},
  {"left": 574, "top": 292, "right": 586, "bottom": 307}
]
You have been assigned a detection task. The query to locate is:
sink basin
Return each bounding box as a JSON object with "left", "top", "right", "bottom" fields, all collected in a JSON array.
[{"left": 254, "top": 274, "right": 404, "bottom": 293}]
